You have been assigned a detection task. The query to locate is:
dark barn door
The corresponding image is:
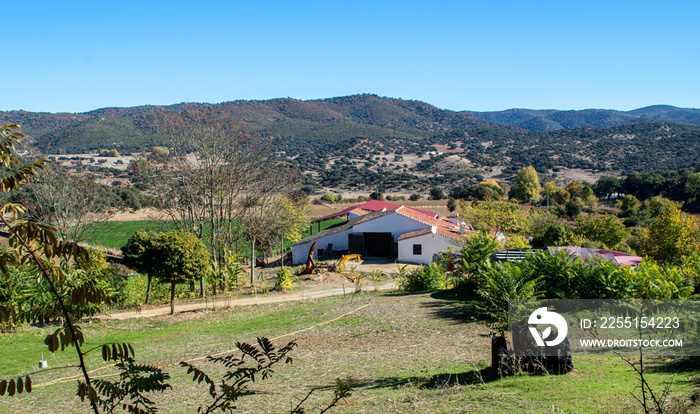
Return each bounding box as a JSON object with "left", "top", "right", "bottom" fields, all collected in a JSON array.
[
  {"left": 348, "top": 234, "right": 364, "bottom": 255},
  {"left": 363, "top": 232, "right": 393, "bottom": 257}
]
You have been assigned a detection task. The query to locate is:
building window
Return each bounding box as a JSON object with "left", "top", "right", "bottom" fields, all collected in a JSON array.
[{"left": 413, "top": 244, "right": 422, "bottom": 255}]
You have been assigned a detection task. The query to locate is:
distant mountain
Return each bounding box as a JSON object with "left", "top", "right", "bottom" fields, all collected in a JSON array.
[
  {"left": 2, "top": 95, "right": 700, "bottom": 180},
  {"left": 464, "top": 105, "right": 700, "bottom": 131},
  {"left": 0, "top": 94, "right": 501, "bottom": 153}
]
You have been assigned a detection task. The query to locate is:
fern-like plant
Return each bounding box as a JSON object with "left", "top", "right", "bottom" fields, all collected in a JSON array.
[{"left": 475, "top": 261, "right": 542, "bottom": 335}]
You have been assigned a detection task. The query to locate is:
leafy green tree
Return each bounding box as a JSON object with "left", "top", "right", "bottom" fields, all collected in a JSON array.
[
  {"left": 150, "top": 231, "right": 209, "bottom": 315},
  {"left": 320, "top": 193, "right": 338, "bottom": 203},
  {"left": 594, "top": 176, "right": 621, "bottom": 199},
  {"left": 574, "top": 215, "right": 630, "bottom": 249},
  {"left": 526, "top": 212, "right": 573, "bottom": 247},
  {"left": 122, "top": 231, "right": 209, "bottom": 314},
  {"left": 565, "top": 181, "right": 597, "bottom": 205},
  {"left": 452, "top": 231, "right": 501, "bottom": 292},
  {"left": 564, "top": 200, "right": 581, "bottom": 219},
  {"left": 635, "top": 197, "right": 700, "bottom": 264},
  {"left": 619, "top": 194, "right": 641, "bottom": 215},
  {"left": 511, "top": 166, "right": 540, "bottom": 203},
  {"left": 475, "top": 261, "right": 542, "bottom": 334},
  {"left": 0, "top": 124, "right": 127, "bottom": 413},
  {"left": 409, "top": 193, "right": 422, "bottom": 201},
  {"left": 446, "top": 197, "right": 456, "bottom": 212},
  {"left": 429, "top": 187, "right": 445, "bottom": 200},
  {"left": 122, "top": 230, "right": 158, "bottom": 305},
  {"left": 459, "top": 199, "right": 529, "bottom": 235}
]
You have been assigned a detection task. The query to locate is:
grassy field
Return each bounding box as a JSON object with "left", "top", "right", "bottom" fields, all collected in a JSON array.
[
  {"left": 89, "top": 221, "right": 179, "bottom": 249},
  {"left": 1, "top": 292, "right": 698, "bottom": 413},
  {"left": 88, "top": 217, "right": 347, "bottom": 250}
]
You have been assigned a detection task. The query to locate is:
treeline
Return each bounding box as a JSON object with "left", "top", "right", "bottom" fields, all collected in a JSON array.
[{"left": 593, "top": 167, "right": 700, "bottom": 211}]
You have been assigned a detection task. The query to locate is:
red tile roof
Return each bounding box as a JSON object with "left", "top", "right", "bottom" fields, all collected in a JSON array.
[
  {"left": 395, "top": 207, "right": 476, "bottom": 241},
  {"left": 311, "top": 200, "right": 437, "bottom": 222}
]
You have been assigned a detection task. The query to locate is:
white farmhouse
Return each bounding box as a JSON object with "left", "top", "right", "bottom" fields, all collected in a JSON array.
[{"left": 291, "top": 206, "right": 474, "bottom": 265}]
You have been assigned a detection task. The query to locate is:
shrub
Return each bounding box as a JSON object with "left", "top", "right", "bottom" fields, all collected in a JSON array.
[
  {"left": 475, "top": 261, "right": 542, "bottom": 334},
  {"left": 452, "top": 232, "right": 501, "bottom": 292},
  {"left": 275, "top": 266, "right": 295, "bottom": 291},
  {"left": 398, "top": 263, "right": 446, "bottom": 292},
  {"left": 320, "top": 194, "right": 338, "bottom": 203}
]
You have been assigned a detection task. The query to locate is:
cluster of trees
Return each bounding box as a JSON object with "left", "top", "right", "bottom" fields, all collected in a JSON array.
[
  {"left": 454, "top": 195, "right": 700, "bottom": 265},
  {"left": 593, "top": 167, "right": 700, "bottom": 210}
]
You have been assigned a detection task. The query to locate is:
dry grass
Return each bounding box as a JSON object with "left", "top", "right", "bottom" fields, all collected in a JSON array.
[{"left": 2, "top": 292, "right": 698, "bottom": 413}]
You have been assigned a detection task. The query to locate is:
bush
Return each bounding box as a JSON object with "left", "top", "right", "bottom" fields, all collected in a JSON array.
[
  {"left": 398, "top": 263, "right": 446, "bottom": 292},
  {"left": 409, "top": 193, "right": 422, "bottom": 201},
  {"left": 320, "top": 194, "right": 338, "bottom": 203},
  {"left": 275, "top": 266, "right": 295, "bottom": 291}
]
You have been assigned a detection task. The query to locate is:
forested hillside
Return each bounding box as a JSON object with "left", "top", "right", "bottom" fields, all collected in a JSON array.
[
  {"left": 3, "top": 95, "right": 700, "bottom": 189},
  {"left": 465, "top": 105, "right": 700, "bottom": 131}
]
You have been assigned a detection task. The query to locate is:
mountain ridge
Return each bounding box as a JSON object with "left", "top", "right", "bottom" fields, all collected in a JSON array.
[{"left": 464, "top": 104, "right": 700, "bottom": 131}]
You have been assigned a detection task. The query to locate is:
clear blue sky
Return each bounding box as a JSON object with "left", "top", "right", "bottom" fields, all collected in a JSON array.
[{"left": 2, "top": 1, "right": 698, "bottom": 113}]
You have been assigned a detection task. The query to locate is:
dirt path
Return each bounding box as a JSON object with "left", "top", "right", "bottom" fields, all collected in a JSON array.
[{"left": 106, "top": 280, "right": 398, "bottom": 320}]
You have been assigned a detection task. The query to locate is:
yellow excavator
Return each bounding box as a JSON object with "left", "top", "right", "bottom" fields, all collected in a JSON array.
[
  {"left": 337, "top": 254, "right": 362, "bottom": 282},
  {"left": 301, "top": 242, "right": 363, "bottom": 282}
]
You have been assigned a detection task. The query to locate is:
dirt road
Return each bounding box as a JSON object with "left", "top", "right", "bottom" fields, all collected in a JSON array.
[{"left": 106, "top": 280, "right": 398, "bottom": 320}]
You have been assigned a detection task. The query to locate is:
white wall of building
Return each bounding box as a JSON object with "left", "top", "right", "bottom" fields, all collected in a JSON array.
[
  {"left": 291, "top": 210, "right": 437, "bottom": 265},
  {"left": 291, "top": 228, "right": 352, "bottom": 265},
  {"left": 351, "top": 212, "right": 428, "bottom": 241},
  {"left": 397, "top": 233, "right": 456, "bottom": 264}
]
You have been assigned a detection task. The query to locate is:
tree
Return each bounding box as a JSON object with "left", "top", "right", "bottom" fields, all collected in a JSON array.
[
  {"left": 0, "top": 124, "right": 107, "bottom": 413},
  {"left": 151, "top": 231, "right": 209, "bottom": 314},
  {"left": 122, "top": 231, "right": 209, "bottom": 314},
  {"left": 565, "top": 181, "right": 597, "bottom": 205},
  {"left": 459, "top": 199, "right": 529, "bottom": 235},
  {"left": 150, "top": 106, "right": 293, "bottom": 294},
  {"left": 574, "top": 214, "right": 629, "bottom": 249},
  {"left": 429, "top": 187, "right": 445, "bottom": 200},
  {"left": 24, "top": 168, "right": 112, "bottom": 243},
  {"left": 446, "top": 197, "right": 456, "bottom": 212},
  {"left": 511, "top": 166, "right": 540, "bottom": 203},
  {"left": 594, "top": 175, "right": 621, "bottom": 199},
  {"left": 635, "top": 197, "right": 700, "bottom": 264},
  {"left": 619, "top": 194, "right": 641, "bottom": 215},
  {"left": 121, "top": 230, "right": 158, "bottom": 305}
]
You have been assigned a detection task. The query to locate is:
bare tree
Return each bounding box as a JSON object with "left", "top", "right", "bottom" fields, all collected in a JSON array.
[
  {"left": 148, "top": 105, "right": 300, "bottom": 290},
  {"left": 24, "top": 167, "right": 113, "bottom": 244}
]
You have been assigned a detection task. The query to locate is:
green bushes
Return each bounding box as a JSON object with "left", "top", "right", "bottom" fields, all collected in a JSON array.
[
  {"left": 274, "top": 266, "right": 296, "bottom": 291},
  {"left": 475, "top": 261, "right": 542, "bottom": 334},
  {"left": 397, "top": 262, "right": 446, "bottom": 292},
  {"left": 118, "top": 274, "right": 197, "bottom": 307}
]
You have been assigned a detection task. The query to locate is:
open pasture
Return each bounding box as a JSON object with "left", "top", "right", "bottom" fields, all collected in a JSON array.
[{"left": 1, "top": 292, "right": 698, "bottom": 413}]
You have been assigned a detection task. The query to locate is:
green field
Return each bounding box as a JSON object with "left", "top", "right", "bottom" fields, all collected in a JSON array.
[
  {"left": 1, "top": 292, "right": 697, "bottom": 413},
  {"left": 89, "top": 221, "right": 179, "bottom": 249},
  {"left": 88, "top": 217, "right": 347, "bottom": 250}
]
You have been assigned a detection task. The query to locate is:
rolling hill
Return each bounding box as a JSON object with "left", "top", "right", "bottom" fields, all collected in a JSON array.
[
  {"left": 464, "top": 105, "right": 700, "bottom": 131},
  {"left": 2, "top": 95, "right": 700, "bottom": 188}
]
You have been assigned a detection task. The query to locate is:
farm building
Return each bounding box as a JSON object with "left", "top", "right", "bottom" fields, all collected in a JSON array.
[
  {"left": 311, "top": 200, "right": 438, "bottom": 223},
  {"left": 292, "top": 206, "right": 475, "bottom": 265}
]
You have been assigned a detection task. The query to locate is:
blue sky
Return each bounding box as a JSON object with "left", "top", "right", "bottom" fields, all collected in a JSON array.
[{"left": 2, "top": 1, "right": 698, "bottom": 113}]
